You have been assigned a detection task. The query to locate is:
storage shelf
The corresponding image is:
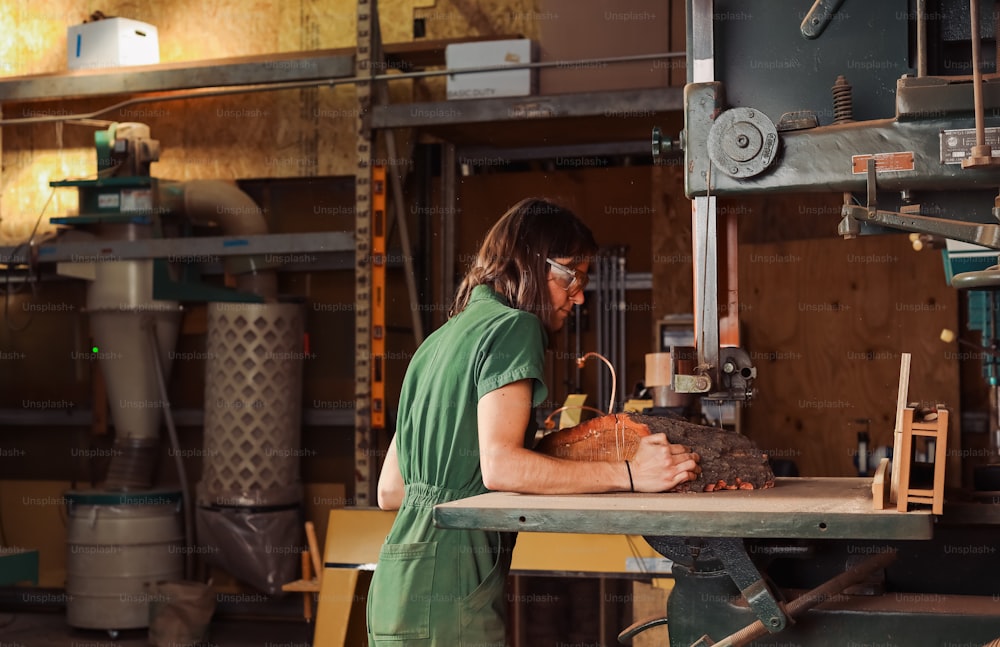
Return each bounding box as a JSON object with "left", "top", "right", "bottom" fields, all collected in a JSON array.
[
  {"left": 0, "top": 407, "right": 353, "bottom": 427},
  {"left": 0, "top": 231, "right": 354, "bottom": 265},
  {"left": 0, "top": 51, "right": 354, "bottom": 103},
  {"left": 0, "top": 37, "right": 516, "bottom": 103},
  {"left": 373, "top": 87, "right": 683, "bottom": 129}
]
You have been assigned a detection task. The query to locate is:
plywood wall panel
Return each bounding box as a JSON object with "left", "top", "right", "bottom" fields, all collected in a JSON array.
[
  {"left": 738, "top": 234, "right": 961, "bottom": 479},
  {"left": 650, "top": 163, "right": 693, "bottom": 326}
]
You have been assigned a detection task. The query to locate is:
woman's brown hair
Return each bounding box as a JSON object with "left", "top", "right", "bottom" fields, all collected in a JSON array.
[{"left": 450, "top": 198, "right": 598, "bottom": 318}]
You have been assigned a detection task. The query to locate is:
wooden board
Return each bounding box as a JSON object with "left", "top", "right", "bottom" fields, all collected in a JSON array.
[
  {"left": 737, "top": 230, "right": 961, "bottom": 482},
  {"left": 872, "top": 457, "right": 891, "bottom": 510},
  {"left": 890, "top": 353, "right": 912, "bottom": 503},
  {"left": 434, "top": 477, "right": 933, "bottom": 540},
  {"left": 651, "top": 164, "right": 694, "bottom": 337}
]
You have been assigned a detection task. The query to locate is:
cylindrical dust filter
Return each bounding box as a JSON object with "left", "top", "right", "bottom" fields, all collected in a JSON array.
[{"left": 198, "top": 301, "right": 305, "bottom": 508}]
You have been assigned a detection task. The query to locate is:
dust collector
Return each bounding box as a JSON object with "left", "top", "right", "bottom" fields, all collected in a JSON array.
[{"left": 53, "top": 123, "right": 304, "bottom": 632}]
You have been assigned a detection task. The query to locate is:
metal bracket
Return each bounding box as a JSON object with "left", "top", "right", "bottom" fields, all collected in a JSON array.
[
  {"left": 710, "top": 346, "right": 756, "bottom": 402},
  {"left": 704, "top": 537, "right": 787, "bottom": 633},
  {"left": 671, "top": 345, "right": 713, "bottom": 394},
  {"left": 800, "top": 0, "right": 847, "bottom": 40},
  {"left": 839, "top": 160, "right": 1000, "bottom": 249}
]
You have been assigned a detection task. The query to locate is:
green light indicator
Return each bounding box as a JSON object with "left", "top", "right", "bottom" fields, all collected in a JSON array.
[{"left": 91, "top": 346, "right": 99, "bottom": 353}]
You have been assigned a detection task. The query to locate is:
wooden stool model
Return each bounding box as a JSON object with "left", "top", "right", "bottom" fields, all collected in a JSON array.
[{"left": 896, "top": 407, "right": 948, "bottom": 515}]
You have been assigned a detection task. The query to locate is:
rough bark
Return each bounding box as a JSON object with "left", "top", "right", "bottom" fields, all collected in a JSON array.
[{"left": 534, "top": 413, "right": 775, "bottom": 492}]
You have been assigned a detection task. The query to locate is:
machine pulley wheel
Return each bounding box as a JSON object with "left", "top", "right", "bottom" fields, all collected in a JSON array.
[{"left": 707, "top": 107, "right": 779, "bottom": 178}]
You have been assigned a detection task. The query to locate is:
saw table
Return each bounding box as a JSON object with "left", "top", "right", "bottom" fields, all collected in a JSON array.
[
  {"left": 433, "top": 478, "right": 1000, "bottom": 646},
  {"left": 433, "top": 477, "right": 932, "bottom": 540}
]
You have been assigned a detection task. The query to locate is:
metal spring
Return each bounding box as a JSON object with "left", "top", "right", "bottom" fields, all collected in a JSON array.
[{"left": 832, "top": 75, "right": 854, "bottom": 124}]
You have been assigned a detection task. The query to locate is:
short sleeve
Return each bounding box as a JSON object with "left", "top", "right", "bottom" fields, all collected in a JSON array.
[{"left": 475, "top": 313, "right": 548, "bottom": 407}]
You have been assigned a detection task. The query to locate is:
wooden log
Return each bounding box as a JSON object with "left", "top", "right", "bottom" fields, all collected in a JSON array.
[{"left": 534, "top": 413, "right": 775, "bottom": 492}]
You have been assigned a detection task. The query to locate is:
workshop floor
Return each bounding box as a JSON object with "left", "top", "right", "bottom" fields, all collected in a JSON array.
[{"left": 0, "top": 611, "right": 314, "bottom": 647}]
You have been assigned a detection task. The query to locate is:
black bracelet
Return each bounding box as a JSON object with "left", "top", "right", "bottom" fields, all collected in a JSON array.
[{"left": 625, "top": 460, "right": 635, "bottom": 492}]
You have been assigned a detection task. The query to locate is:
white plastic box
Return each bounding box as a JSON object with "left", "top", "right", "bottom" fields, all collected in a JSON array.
[
  {"left": 445, "top": 39, "right": 534, "bottom": 100},
  {"left": 67, "top": 18, "right": 160, "bottom": 70}
]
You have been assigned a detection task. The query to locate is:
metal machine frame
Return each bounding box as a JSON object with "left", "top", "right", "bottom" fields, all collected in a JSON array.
[{"left": 438, "top": 2, "right": 1000, "bottom": 645}]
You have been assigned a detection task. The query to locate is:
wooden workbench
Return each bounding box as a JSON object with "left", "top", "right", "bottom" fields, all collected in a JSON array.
[{"left": 434, "top": 477, "right": 933, "bottom": 540}]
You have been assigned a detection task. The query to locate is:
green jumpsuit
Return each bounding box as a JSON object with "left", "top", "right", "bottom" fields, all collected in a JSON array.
[{"left": 367, "top": 285, "right": 548, "bottom": 646}]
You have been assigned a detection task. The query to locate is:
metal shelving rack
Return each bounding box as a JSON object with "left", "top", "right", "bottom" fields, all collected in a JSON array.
[
  {"left": 0, "top": 16, "right": 683, "bottom": 504},
  {"left": 0, "top": 50, "right": 373, "bottom": 434},
  {"left": 350, "top": 6, "right": 685, "bottom": 499}
]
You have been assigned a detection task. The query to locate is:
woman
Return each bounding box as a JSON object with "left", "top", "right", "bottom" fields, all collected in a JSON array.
[{"left": 366, "top": 198, "right": 700, "bottom": 646}]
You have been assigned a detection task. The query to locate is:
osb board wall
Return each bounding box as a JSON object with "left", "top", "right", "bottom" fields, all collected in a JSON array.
[
  {"left": 415, "top": 0, "right": 541, "bottom": 39},
  {"left": 0, "top": 0, "right": 539, "bottom": 244},
  {"left": 738, "top": 232, "right": 961, "bottom": 480},
  {"left": 1, "top": 1, "right": 349, "bottom": 76}
]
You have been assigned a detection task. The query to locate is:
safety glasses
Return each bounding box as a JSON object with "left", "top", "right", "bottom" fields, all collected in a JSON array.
[{"left": 546, "top": 258, "right": 589, "bottom": 295}]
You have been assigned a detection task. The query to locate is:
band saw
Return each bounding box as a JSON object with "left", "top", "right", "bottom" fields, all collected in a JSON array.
[{"left": 435, "top": 2, "right": 1000, "bottom": 645}]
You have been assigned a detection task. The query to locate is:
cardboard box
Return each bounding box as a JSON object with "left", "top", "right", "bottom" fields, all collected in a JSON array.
[
  {"left": 68, "top": 18, "right": 160, "bottom": 70},
  {"left": 537, "top": 0, "right": 673, "bottom": 94},
  {"left": 445, "top": 39, "right": 534, "bottom": 100}
]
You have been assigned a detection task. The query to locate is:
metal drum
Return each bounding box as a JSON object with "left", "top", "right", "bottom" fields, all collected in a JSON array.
[{"left": 65, "top": 490, "right": 184, "bottom": 631}]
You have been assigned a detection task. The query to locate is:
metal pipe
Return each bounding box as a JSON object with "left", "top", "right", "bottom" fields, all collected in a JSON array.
[
  {"left": 174, "top": 179, "right": 279, "bottom": 299},
  {"left": 971, "top": 0, "right": 987, "bottom": 148},
  {"left": 441, "top": 143, "right": 456, "bottom": 323},
  {"left": 916, "top": 0, "right": 927, "bottom": 77},
  {"left": 147, "top": 321, "right": 194, "bottom": 581},
  {"left": 607, "top": 255, "right": 612, "bottom": 406},
  {"left": 0, "top": 51, "right": 686, "bottom": 127},
  {"left": 617, "top": 253, "right": 626, "bottom": 409},
  {"left": 602, "top": 255, "right": 608, "bottom": 408},
  {"left": 595, "top": 256, "right": 605, "bottom": 406},
  {"left": 574, "top": 301, "right": 582, "bottom": 392},
  {"left": 610, "top": 255, "right": 617, "bottom": 408}
]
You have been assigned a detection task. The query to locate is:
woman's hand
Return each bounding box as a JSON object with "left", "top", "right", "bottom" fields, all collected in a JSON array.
[{"left": 629, "top": 434, "right": 701, "bottom": 492}]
